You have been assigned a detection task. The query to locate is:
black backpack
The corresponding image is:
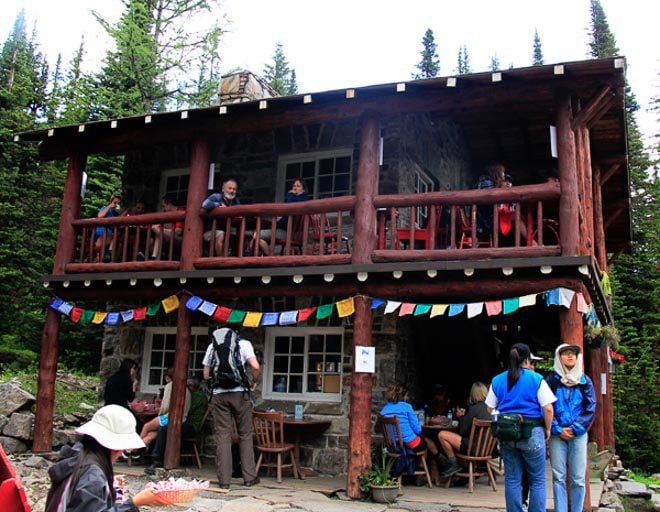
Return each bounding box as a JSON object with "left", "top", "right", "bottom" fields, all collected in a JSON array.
[{"left": 209, "top": 328, "right": 250, "bottom": 390}]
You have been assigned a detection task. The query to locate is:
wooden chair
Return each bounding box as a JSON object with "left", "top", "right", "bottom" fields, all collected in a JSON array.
[
  {"left": 310, "top": 214, "right": 350, "bottom": 254},
  {"left": 180, "top": 406, "right": 210, "bottom": 469},
  {"left": 275, "top": 215, "right": 306, "bottom": 255},
  {"left": 252, "top": 410, "right": 304, "bottom": 482},
  {"left": 458, "top": 206, "right": 492, "bottom": 249},
  {"left": 380, "top": 415, "right": 433, "bottom": 488},
  {"left": 445, "top": 418, "right": 498, "bottom": 492}
]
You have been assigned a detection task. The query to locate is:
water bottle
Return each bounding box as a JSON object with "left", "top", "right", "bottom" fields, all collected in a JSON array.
[{"left": 447, "top": 408, "right": 453, "bottom": 422}]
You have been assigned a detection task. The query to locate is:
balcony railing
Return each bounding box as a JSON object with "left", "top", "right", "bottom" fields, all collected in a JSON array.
[{"left": 63, "top": 183, "right": 561, "bottom": 274}]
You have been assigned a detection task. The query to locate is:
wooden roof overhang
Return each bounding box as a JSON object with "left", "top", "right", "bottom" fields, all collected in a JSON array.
[
  {"left": 42, "top": 254, "right": 611, "bottom": 325},
  {"left": 17, "top": 57, "right": 630, "bottom": 254}
]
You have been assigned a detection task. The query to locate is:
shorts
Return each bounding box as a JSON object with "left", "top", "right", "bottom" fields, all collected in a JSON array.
[
  {"left": 203, "top": 230, "right": 224, "bottom": 242},
  {"left": 159, "top": 414, "right": 169, "bottom": 427}
]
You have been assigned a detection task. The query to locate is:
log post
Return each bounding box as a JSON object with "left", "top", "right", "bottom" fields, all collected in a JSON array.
[
  {"left": 181, "top": 137, "right": 211, "bottom": 269},
  {"left": 352, "top": 111, "right": 380, "bottom": 264},
  {"left": 346, "top": 295, "right": 374, "bottom": 498},
  {"left": 32, "top": 309, "right": 62, "bottom": 452},
  {"left": 556, "top": 94, "right": 580, "bottom": 257},
  {"left": 34, "top": 153, "right": 86, "bottom": 452},
  {"left": 580, "top": 128, "right": 594, "bottom": 258},
  {"left": 592, "top": 166, "right": 607, "bottom": 271},
  {"left": 586, "top": 346, "right": 605, "bottom": 450},
  {"left": 603, "top": 351, "right": 615, "bottom": 451},
  {"left": 164, "top": 294, "right": 192, "bottom": 469}
]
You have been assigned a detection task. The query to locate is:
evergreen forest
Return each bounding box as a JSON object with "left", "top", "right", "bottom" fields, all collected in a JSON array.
[{"left": 0, "top": 0, "right": 656, "bottom": 472}]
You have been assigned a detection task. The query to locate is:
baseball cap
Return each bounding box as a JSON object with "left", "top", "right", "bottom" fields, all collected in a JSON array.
[{"left": 530, "top": 353, "right": 543, "bottom": 361}]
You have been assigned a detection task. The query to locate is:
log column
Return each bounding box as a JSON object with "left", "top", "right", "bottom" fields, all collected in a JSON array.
[
  {"left": 556, "top": 94, "right": 580, "bottom": 257},
  {"left": 347, "top": 295, "right": 374, "bottom": 498},
  {"left": 586, "top": 346, "right": 605, "bottom": 450},
  {"left": 352, "top": 111, "right": 380, "bottom": 264},
  {"left": 164, "top": 138, "right": 210, "bottom": 468},
  {"left": 34, "top": 153, "right": 86, "bottom": 452}
]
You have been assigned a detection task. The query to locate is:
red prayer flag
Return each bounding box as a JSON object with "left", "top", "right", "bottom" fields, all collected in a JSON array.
[
  {"left": 213, "top": 306, "right": 232, "bottom": 323},
  {"left": 70, "top": 307, "right": 83, "bottom": 323},
  {"left": 133, "top": 307, "right": 147, "bottom": 321}
]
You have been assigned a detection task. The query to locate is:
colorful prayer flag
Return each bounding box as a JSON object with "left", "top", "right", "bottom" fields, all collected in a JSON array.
[
  {"left": 120, "top": 310, "right": 134, "bottom": 323},
  {"left": 467, "top": 302, "right": 484, "bottom": 318},
  {"left": 279, "top": 310, "right": 298, "bottom": 325},
  {"left": 198, "top": 300, "right": 218, "bottom": 316},
  {"left": 371, "top": 298, "right": 385, "bottom": 309},
  {"left": 70, "top": 307, "right": 83, "bottom": 323},
  {"left": 147, "top": 303, "right": 161, "bottom": 316},
  {"left": 384, "top": 301, "right": 401, "bottom": 315},
  {"left": 161, "top": 295, "right": 180, "bottom": 314},
  {"left": 105, "top": 312, "right": 120, "bottom": 326},
  {"left": 92, "top": 311, "right": 107, "bottom": 324},
  {"left": 485, "top": 300, "right": 502, "bottom": 316},
  {"left": 80, "top": 310, "right": 94, "bottom": 324},
  {"left": 430, "top": 304, "right": 448, "bottom": 317},
  {"left": 213, "top": 306, "right": 232, "bottom": 323},
  {"left": 518, "top": 294, "right": 537, "bottom": 308},
  {"left": 243, "top": 312, "right": 263, "bottom": 327},
  {"left": 503, "top": 297, "right": 519, "bottom": 314},
  {"left": 414, "top": 304, "right": 431, "bottom": 316},
  {"left": 261, "top": 312, "right": 280, "bottom": 325},
  {"left": 398, "top": 303, "right": 416, "bottom": 316},
  {"left": 336, "top": 298, "right": 355, "bottom": 317},
  {"left": 558, "top": 288, "right": 575, "bottom": 308},
  {"left": 297, "top": 307, "right": 317, "bottom": 322},
  {"left": 186, "top": 295, "right": 203, "bottom": 311},
  {"left": 448, "top": 303, "right": 465, "bottom": 317},
  {"left": 228, "top": 310, "right": 246, "bottom": 324},
  {"left": 133, "top": 307, "right": 147, "bottom": 321},
  {"left": 316, "top": 303, "right": 334, "bottom": 320}
]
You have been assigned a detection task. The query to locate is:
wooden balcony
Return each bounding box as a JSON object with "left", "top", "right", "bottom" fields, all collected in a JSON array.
[{"left": 61, "top": 183, "right": 561, "bottom": 276}]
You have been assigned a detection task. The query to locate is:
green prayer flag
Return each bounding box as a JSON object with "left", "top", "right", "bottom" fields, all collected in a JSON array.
[
  {"left": 502, "top": 298, "right": 519, "bottom": 314},
  {"left": 316, "top": 303, "right": 334, "bottom": 319},
  {"left": 147, "top": 303, "right": 161, "bottom": 316},
  {"left": 228, "top": 310, "right": 247, "bottom": 323},
  {"left": 414, "top": 304, "right": 431, "bottom": 316},
  {"left": 80, "top": 310, "right": 94, "bottom": 325}
]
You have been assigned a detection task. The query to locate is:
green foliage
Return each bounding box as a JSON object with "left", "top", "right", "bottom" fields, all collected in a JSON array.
[
  {"left": 358, "top": 449, "right": 398, "bottom": 492},
  {"left": 263, "top": 42, "right": 298, "bottom": 96},
  {"left": 532, "top": 29, "right": 544, "bottom": 65},
  {"left": 413, "top": 29, "right": 440, "bottom": 79},
  {"left": 0, "top": 364, "right": 99, "bottom": 416},
  {"left": 489, "top": 54, "right": 501, "bottom": 72},
  {"left": 456, "top": 45, "right": 471, "bottom": 75},
  {"left": 627, "top": 470, "right": 660, "bottom": 487},
  {"left": 588, "top": 0, "right": 619, "bottom": 58}
]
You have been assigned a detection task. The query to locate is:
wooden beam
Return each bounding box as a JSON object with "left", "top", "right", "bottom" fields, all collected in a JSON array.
[
  {"left": 372, "top": 246, "right": 560, "bottom": 263},
  {"left": 586, "top": 96, "right": 617, "bottom": 130},
  {"left": 593, "top": 166, "right": 608, "bottom": 271},
  {"left": 600, "top": 163, "right": 620, "bottom": 186},
  {"left": 556, "top": 93, "right": 580, "bottom": 256},
  {"left": 571, "top": 86, "right": 612, "bottom": 129},
  {"left": 346, "top": 296, "right": 374, "bottom": 498},
  {"left": 32, "top": 309, "right": 62, "bottom": 452},
  {"left": 604, "top": 206, "right": 625, "bottom": 230},
  {"left": 607, "top": 244, "right": 629, "bottom": 267},
  {"left": 352, "top": 112, "right": 380, "bottom": 264}
]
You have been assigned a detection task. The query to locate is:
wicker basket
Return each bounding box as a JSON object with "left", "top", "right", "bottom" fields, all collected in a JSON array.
[{"left": 154, "top": 488, "right": 199, "bottom": 504}]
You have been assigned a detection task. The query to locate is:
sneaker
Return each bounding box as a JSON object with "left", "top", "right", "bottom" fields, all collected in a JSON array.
[
  {"left": 136, "top": 251, "right": 145, "bottom": 261},
  {"left": 243, "top": 477, "right": 260, "bottom": 487},
  {"left": 441, "top": 462, "right": 463, "bottom": 478}
]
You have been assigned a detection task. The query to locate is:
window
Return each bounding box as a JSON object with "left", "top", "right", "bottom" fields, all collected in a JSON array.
[
  {"left": 140, "top": 327, "right": 209, "bottom": 393},
  {"left": 413, "top": 169, "right": 435, "bottom": 227},
  {"left": 264, "top": 327, "right": 343, "bottom": 402},
  {"left": 159, "top": 167, "right": 224, "bottom": 207},
  {"left": 278, "top": 150, "right": 352, "bottom": 200}
]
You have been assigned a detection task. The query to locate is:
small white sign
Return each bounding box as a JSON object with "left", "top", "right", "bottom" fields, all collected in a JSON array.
[
  {"left": 355, "top": 346, "right": 375, "bottom": 373},
  {"left": 600, "top": 373, "right": 607, "bottom": 395},
  {"left": 294, "top": 404, "right": 303, "bottom": 420},
  {"left": 550, "top": 125, "right": 558, "bottom": 158}
]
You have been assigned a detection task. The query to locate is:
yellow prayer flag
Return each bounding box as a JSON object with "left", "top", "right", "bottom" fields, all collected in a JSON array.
[
  {"left": 430, "top": 304, "right": 448, "bottom": 318},
  {"left": 161, "top": 295, "right": 180, "bottom": 314},
  {"left": 243, "top": 312, "right": 263, "bottom": 327},
  {"left": 92, "top": 311, "right": 107, "bottom": 324},
  {"left": 336, "top": 297, "right": 355, "bottom": 317}
]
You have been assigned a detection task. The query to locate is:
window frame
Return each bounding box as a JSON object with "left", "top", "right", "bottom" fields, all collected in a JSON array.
[
  {"left": 140, "top": 326, "right": 209, "bottom": 394},
  {"left": 413, "top": 168, "right": 435, "bottom": 227},
  {"left": 262, "top": 326, "right": 344, "bottom": 402},
  {"left": 276, "top": 149, "right": 353, "bottom": 201}
]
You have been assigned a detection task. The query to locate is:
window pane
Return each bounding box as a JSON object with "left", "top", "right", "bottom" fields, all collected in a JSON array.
[
  {"left": 291, "top": 336, "right": 305, "bottom": 354},
  {"left": 286, "top": 163, "right": 301, "bottom": 181},
  {"left": 307, "top": 375, "right": 322, "bottom": 392},
  {"left": 302, "top": 162, "right": 315, "bottom": 179},
  {"left": 290, "top": 376, "right": 303, "bottom": 393},
  {"left": 273, "top": 376, "right": 287, "bottom": 393},
  {"left": 165, "top": 335, "right": 176, "bottom": 351},
  {"left": 318, "top": 176, "right": 333, "bottom": 194},
  {"left": 335, "top": 156, "right": 351, "bottom": 172},
  {"left": 308, "top": 355, "right": 324, "bottom": 371},
  {"left": 274, "top": 355, "right": 289, "bottom": 373},
  {"left": 326, "top": 335, "right": 342, "bottom": 352},
  {"left": 290, "top": 356, "right": 304, "bottom": 373},
  {"left": 274, "top": 336, "right": 289, "bottom": 354},
  {"left": 149, "top": 368, "right": 161, "bottom": 386},
  {"left": 334, "top": 173, "right": 349, "bottom": 192},
  {"left": 319, "top": 158, "right": 334, "bottom": 175},
  {"left": 309, "top": 335, "right": 324, "bottom": 352}
]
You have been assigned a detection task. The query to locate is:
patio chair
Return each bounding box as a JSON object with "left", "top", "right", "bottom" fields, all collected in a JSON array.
[
  {"left": 275, "top": 215, "right": 306, "bottom": 255},
  {"left": 380, "top": 415, "right": 433, "bottom": 488},
  {"left": 180, "top": 406, "right": 210, "bottom": 469},
  {"left": 252, "top": 410, "right": 304, "bottom": 482},
  {"left": 444, "top": 418, "right": 498, "bottom": 492}
]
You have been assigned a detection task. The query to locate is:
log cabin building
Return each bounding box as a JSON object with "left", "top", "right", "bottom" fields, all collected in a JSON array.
[{"left": 17, "top": 57, "right": 630, "bottom": 497}]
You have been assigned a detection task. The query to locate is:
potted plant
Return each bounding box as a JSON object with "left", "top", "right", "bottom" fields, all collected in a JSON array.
[{"left": 358, "top": 450, "right": 400, "bottom": 503}]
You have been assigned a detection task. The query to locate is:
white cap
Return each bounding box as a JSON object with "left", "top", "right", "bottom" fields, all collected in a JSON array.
[
  {"left": 530, "top": 353, "right": 543, "bottom": 361},
  {"left": 76, "top": 405, "right": 145, "bottom": 451}
]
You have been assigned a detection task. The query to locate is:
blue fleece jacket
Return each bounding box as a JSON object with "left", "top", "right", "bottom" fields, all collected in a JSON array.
[
  {"left": 380, "top": 401, "right": 421, "bottom": 443},
  {"left": 545, "top": 372, "right": 596, "bottom": 436}
]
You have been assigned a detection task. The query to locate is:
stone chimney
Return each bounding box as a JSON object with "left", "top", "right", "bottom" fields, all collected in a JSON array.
[{"left": 217, "top": 71, "right": 280, "bottom": 105}]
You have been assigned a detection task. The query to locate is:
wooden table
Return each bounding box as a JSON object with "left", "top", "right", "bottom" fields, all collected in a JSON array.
[
  {"left": 422, "top": 421, "right": 459, "bottom": 435},
  {"left": 282, "top": 418, "right": 332, "bottom": 462}
]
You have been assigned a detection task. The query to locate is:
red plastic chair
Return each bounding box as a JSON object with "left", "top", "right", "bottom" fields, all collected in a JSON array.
[{"left": 0, "top": 444, "right": 31, "bottom": 511}]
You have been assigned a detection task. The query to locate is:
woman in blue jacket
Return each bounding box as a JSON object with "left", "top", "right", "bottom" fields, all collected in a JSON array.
[{"left": 546, "top": 343, "right": 596, "bottom": 512}]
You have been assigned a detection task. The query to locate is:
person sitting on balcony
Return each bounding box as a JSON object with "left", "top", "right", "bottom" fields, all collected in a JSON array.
[
  {"left": 474, "top": 163, "right": 506, "bottom": 239},
  {"left": 253, "top": 178, "right": 311, "bottom": 255},
  {"left": 497, "top": 175, "right": 532, "bottom": 246},
  {"left": 119, "top": 199, "right": 148, "bottom": 260},
  {"left": 94, "top": 193, "right": 122, "bottom": 262},
  {"left": 150, "top": 193, "right": 184, "bottom": 260},
  {"left": 202, "top": 178, "right": 241, "bottom": 256}
]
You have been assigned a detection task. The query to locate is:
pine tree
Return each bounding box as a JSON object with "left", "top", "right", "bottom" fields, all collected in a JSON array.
[
  {"left": 489, "top": 54, "right": 500, "bottom": 72},
  {"left": 588, "top": 0, "right": 659, "bottom": 472},
  {"left": 588, "top": 0, "right": 619, "bottom": 58},
  {"left": 413, "top": 28, "right": 440, "bottom": 79},
  {"left": 532, "top": 29, "right": 544, "bottom": 65},
  {"left": 263, "top": 42, "right": 298, "bottom": 95},
  {"left": 456, "top": 45, "right": 471, "bottom": 75}
]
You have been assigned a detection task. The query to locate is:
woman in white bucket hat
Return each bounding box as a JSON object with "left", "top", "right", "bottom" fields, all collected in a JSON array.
[{"left": 45, "top": 404, "right": 169, "bottom": 511}]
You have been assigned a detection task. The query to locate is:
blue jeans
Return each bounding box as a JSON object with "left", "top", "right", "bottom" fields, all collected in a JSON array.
[
  {"left": 501, "top": 426, "right": 547, "bottom": 512},
  {"left": 549, "top": 433, "right": 588, "bottom": 512}
]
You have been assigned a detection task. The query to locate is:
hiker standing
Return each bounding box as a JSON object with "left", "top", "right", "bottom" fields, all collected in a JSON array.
[{"left": 202, "top": 327, "right": 261, "bottom": 489}]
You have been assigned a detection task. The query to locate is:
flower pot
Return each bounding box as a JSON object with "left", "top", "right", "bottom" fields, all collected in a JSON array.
[{"left": 370, "top": 484, "right": 399, "bottom": 503}]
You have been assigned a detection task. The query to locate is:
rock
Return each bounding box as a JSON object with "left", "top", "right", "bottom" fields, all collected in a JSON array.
[
  {"left": 615, "top": 480, "right": 652, "bottom": 498},
  {"left": 0, "top": 383, "right": 36, "bottom": 416},
  {"left": 2, "top": 411, "right": 34, "bottom": 440},
  {"left": 605, "top": 479, "right": 615, "bottom": 490},
  {"left": 24, "top": 455, "right": 51, "bottom": 469},
  {"left": 0, "top": 415, "right": 8, "bottom": 432},
  {"left": 0, "top": 436, "right": 28, "bottom": 453},
  {"left": 600, "top": 491, "right": 621, "bottom": 507},
  {"left": 651, "top": 492, "right": 660, "bottom": 511},
  {"left": 79, "top": 402, "right": 96, "bottom": 410},
  {"left": 52, "top": 428, "right": 75, "bottom": 447},
  {"left": 62, "top": 414, "right": 79, "bottom": 425}
]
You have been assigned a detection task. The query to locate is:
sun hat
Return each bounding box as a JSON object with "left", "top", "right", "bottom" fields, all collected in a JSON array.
[
  {"left": 76, "top": 404, "right": 146, "bottom": 451},
  {"left": 557, "top": 343, "right": 581, "bottom": 355}
]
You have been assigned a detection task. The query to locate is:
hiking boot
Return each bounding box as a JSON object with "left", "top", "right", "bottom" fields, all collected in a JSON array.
[
  {"left": 243, "top": 477, "right": 260, "bottom": 487},
  {"left": 441, "top": 462, "right": 463, "bottom": 477}
]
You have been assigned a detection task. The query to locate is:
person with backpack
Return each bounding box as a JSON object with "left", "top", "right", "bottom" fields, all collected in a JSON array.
[
  {"left": 546, "top": 344, "right": 596, "bottom": 512},
  {"left": 45, "top": 405, "right": 168, "bottom": 511},
  {"left": 202, "top": 327, "right": 261, "bottom": 489}
]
